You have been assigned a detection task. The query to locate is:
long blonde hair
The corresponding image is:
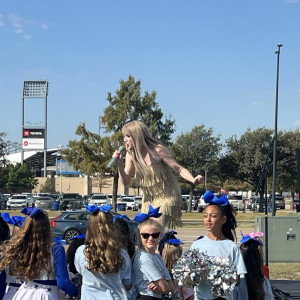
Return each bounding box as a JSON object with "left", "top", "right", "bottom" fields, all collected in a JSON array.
[
  {"left": 0, "top": 210, "right": 53, "bottom": 280},
  {"left": 84, "top": 210, "right": 123, "bottom": 273},
  {"left": 161, "top": 243, "right": 182, "bottom": 274},
  {"left": 122, "top": 120, "right": 162, "bottom": 179}
]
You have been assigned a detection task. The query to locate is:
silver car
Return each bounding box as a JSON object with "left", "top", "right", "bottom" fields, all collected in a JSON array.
[
  {"left": 34, "top": 196, "right": 54, "bottom": 210},
  {"left": 7, "top": 194, "right": 34, "bottom": 210}
]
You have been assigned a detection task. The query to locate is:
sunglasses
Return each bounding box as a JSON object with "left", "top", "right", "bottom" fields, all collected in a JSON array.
[{"left": 140, "top": 232, "right": 160, "bottom": 239}]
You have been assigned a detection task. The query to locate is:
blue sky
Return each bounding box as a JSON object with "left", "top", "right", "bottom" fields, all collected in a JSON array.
[{"left": 1, "top": 0, "right": 300, "bottom": 149}]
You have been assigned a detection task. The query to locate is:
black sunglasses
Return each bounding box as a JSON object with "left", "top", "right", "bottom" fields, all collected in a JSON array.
[{"left": 140, "top": 232, "right": 160, "bottom": 239}]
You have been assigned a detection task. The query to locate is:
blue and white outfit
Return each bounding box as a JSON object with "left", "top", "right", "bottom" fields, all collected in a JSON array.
[
  {"left": 190, "top": 237, "right": 247, "bottom": 300},
  {"left": 132, "top": 249, "right": 171, "bottom": 299},
  {"left": 74, "top": 245, "right": 131, "bottom": 299},
  {"left": 1, "top": 267, "right": 23, "bottom": 300},
  {"left": 12, "top": 243, "right": 78, "bottom": 300}
]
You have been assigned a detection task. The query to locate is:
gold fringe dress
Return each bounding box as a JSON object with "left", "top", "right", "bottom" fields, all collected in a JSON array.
[{"left": 138, "top": 162, "right": 183, "bottom": 229}]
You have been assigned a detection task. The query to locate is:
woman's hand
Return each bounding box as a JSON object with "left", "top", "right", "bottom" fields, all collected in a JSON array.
[{"left": 194, "top": 175, "right": 204, "bottom": 185}]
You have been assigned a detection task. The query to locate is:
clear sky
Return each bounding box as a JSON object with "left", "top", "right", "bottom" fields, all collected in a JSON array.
[{"left": 1, "top": 0, "right": 299, "bottom": 149}]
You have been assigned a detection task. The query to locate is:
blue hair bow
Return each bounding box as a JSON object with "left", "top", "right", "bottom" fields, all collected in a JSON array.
[
  {"left": 162, "top": 238, "right": 182, "bottom": 248},
  {"left": 240, "top": 232, "right": 263, "bottom": 246},
  {"left": 113, "top": 214, "right": 130, "bottom": 223},
  {"left": 9, "top": 216, "right": 26, "bottom": 228},
  {"left": 30, "top": 207, "right": 43, "bottom": 218},
  {"left": 84, "top": 204, "right": 113, "bottom": 213},
  {"left": 0, "top": 212, "right": 11, "bottom": 223},
  {"left": 21, "top": 207, "right": 33, "bottom": 215},
  {"left": 53, "top": 236, "right": 67, "bottom": 245},
  {"left": 202, "top": 190, "right": 229, "bottom": 206},
  {"left": 133, "top": 205, "right": 162, "bottom": 223},
  {"left": 70, "top": 233, "right": 86, "bottom": 240},
  {"left": 21, "top": 207, "right": 43, "bottom": 218}
]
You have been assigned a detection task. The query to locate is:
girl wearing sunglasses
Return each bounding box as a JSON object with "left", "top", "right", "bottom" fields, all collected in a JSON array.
[{"left": 132, "top": 217, "right": 175, "bottom": 299}]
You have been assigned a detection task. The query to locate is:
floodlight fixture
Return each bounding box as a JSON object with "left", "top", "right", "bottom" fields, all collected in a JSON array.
[{"left": 23, "top": 80, "right": 49, "bottom": 98}]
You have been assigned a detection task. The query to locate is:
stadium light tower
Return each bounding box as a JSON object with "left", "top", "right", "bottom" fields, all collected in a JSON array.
[{"left": 22, "top": 80, "right": 49, "bottom": 177}]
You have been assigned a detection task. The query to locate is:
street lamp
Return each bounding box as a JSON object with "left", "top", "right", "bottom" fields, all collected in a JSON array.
[{"left": 271, "top": 43, "right": 283, "bottom": 216}]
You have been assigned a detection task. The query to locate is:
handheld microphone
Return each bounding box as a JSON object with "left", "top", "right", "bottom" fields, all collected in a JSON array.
[{"left": 107, "top": 145, "right": 124, "bottom": 168}]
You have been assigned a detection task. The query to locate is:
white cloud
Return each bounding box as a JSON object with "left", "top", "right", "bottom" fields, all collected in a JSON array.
[
  {"left": 251, "top": 101, "right": 263, "bottom": 106},
  {"left": 297, "top": 89, "right": 300, "bottom": 94},
  {"left": 0, "top": 22, "right": 4, "bottom": 27},
  {"left": 41, "top": 24, "right": 48, "bottom": 29},
  {"left": 294, "top": 120, "right": 300, "bottom": 125},
  {"left": 24, "top": 34, "right": 32, "bottom": 40},
  {"left": 286, "top": 0, "right": 298, "bottom": 3}
]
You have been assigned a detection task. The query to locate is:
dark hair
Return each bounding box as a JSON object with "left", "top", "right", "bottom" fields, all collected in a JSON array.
[
  {"left": 66, "top": 238, "right": 85, "bottom": 274},
  {"left": 240, "top": 239, "right": 265, "bottom": 300},
  {"left": 205, "top": 202, "right": 237, "bottom": 242},
  {"left": 0, "top": 216, "right": 10, "bottom": 242},
  {"left": 158, "top": 231, "right": 177, "bottom": 255},
  {"left": 114, "top": 218, "right": 136, "bottom": 259}
]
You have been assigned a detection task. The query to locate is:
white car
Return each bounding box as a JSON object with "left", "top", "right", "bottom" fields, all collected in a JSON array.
[
  {"left": 88, "top": 194, "right": 109, "bottom": 206},
  {"left": 119, "top": 197, "right": 138, "bottom": 211},
  {"left": 7, "top": 194, "right": 35, "bottom": 210}
]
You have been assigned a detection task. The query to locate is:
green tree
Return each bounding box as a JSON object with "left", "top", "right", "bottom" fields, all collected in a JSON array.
[
  {"left": 170, "top": 125, "right": 222, "bottom": 212},
  {"left": 6, "top": 163, "right": 38, "bottom": 192},
  {"left": 40, "top": 177, "right": 56, "bottom": 193},
  {"left": 101, "top": 75, "right": 176, "bottom": 209},
  {"left": 276, "top": 129, "right": 300, "bottom": 195},
  {"left": 0, "top": 132, "right": 7, "bottom": 167},
  {"left": 60, "top": 123, "right": 114, "bottom": 193}
]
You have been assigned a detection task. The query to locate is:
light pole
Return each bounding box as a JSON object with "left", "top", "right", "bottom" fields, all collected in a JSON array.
[{"left": 271, "top": 43, "right": 283, "bottom": 216}]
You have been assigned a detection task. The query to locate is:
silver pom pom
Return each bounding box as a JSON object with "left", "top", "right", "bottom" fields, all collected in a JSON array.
[{"left": 172, "top": 249, "right": 237, "bottom": 297}]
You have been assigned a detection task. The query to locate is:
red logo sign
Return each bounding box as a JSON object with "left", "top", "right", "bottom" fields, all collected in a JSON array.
[
  {"left": 24, "top": 141, "right": 28, "bottom": 146},
  {"left": 24, "top": 130, "right": 30, "bottom": 137}
]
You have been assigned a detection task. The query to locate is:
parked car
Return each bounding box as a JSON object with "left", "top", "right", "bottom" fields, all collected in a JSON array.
[
  {"left": 228, "top": 195, "right": 244, "bottom": 211},
  {"left": 51, "top": 210, "right": 138, "bottom": 243},
  {"left": 134, "top": 196, "right": 142, "bottom": 209},
  {"left": 34, "top": 196, "right": 54, "bottom": 209},
  {"left": 59, "top": 193, "right": 82, "bottom": 211},
  {"left": 7, "top": 194, "right": 34, "bottom": 210},
  {"left": 88, "top": 194, "right": 109, "bottom": 206},
  {"left": 269, "top": 194, "right": 285, "bottom": 209},
  {"left": 119, "top": 197, "right": 138, "bottom": 211},
  {"left": 182, "top": 195, "right": 197, "bottom": 210},
  {"left": 197, "top": 195, "right": 207, "bottom": 212},
  {"left": 249, "top": 196, "right": 266, "bottom": 212}
]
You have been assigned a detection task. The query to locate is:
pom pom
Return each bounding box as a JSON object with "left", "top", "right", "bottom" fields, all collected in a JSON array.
[{"left": 172, "top": 249, "right": 237, "bottom": 297}]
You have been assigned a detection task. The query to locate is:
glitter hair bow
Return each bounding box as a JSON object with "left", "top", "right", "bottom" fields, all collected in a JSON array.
[
  {"left": 240, "top": 231, "right": 264, "bottom": 245},
  {"left": 133, "top": 205, "right": 162, "bottom": 223},
  {"left": 202, "top": 190, "right": 229, "bottom": 206},
  {"left": 113, "top": 214, "right": 130, "bottom": 223}
]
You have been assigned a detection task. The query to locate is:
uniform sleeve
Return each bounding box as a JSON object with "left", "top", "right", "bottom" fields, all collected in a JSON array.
[
  {"left": 52, "top": 243, "right": 79, "bottom": 297},
  {"left": 234, "top": 246, "right": 247, "bottom": 275},
  {"left": 120, "top": 248, "right": 132, "bottom": 286},
  {"left": 139, "top": 253, "right": 163, "bottom": 282},
  {"left": 0, "top": 269, "right": 6, "bottom": 300}
]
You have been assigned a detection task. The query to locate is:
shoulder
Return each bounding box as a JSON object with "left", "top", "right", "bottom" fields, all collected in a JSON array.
[{"left": 155, "top": 144, "right": 168, "bottom": 155}]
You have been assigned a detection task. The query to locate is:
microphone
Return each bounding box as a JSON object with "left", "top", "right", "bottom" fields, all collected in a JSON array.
[{"left": 107, "top": 145, "right": 124, "bottom": 168}]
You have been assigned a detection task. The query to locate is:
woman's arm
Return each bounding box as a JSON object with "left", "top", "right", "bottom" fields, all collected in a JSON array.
[
  {"left": 52, "top": 243, "right": 79, "bottom": 297},
  {"left": 148, "top": 278, "right": 175, "bottom": 294},
  {"left": 117, "top": 151, "right": 135, "bottom": 186},
  {"left": 156, "top": 145, "right": 203, "bottom": 184}
]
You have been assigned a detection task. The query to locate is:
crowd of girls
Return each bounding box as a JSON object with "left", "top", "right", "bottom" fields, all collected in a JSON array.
[{"left": 0, "top": 120, "right": 275, "bottom": 300}]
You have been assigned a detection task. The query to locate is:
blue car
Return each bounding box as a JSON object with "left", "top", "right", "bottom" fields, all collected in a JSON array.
[{"left": 51, "top": 210, "right": 138, "bottom": 244}]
